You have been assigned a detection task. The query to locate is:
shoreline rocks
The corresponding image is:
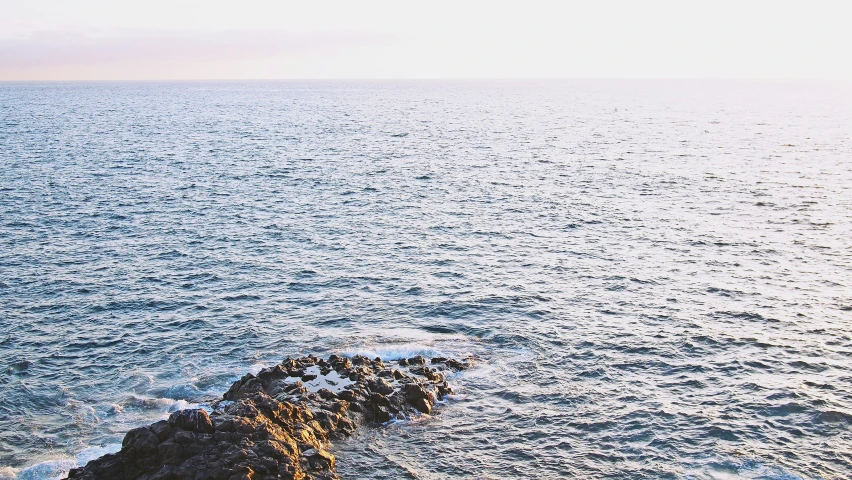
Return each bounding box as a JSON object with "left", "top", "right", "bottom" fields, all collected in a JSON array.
[{"left": 65, "top": 354, "right": 471, "bottom": 480}]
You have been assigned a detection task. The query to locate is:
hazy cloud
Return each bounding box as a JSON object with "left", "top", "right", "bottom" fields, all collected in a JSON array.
[
  {"left": 0, "top": 29, "right": 391, "bottom": 69},
  {"left": 1, "top": 1, "right": 850, "bottom": 80}
]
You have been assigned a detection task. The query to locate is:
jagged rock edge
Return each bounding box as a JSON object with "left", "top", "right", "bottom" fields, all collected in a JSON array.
[{"left": 65, "top": 354, "right": 472, "bottom": 480}]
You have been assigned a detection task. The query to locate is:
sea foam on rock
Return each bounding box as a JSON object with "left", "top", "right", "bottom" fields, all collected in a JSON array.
[{"left": 65, "top": 354, "right": 471, "bottom": 480}]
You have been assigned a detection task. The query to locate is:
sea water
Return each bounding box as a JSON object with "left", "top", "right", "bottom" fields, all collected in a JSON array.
[{"left": 1, "top": 80, "right": 850, "bottom": 479}]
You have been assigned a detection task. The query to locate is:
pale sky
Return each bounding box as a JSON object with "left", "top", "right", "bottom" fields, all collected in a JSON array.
[{"left": 1, "top": 0, "right": 850, "bottom": 80}]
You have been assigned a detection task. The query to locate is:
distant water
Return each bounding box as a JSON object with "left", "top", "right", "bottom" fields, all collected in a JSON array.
[{"left": 1, "top": 80, "right": 851, "bottom": 479}]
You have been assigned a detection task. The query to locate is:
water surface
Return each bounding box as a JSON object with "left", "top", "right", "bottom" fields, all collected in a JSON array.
[{"left": 1, "top": 80, "right": 851, "bottom": 479}]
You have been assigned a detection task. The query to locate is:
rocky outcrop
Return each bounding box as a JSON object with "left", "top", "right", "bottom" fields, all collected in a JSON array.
[{"left": 65, "top": 354, "right": 470, "bottom": 480}]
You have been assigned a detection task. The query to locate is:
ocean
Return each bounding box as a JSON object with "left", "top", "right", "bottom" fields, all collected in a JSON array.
[{"left": 1, "top": 80, "right": 850, "bottom": 479}]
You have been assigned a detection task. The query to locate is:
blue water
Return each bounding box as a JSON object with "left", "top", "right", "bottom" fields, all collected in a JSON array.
[{"left": 1, "top": 80, "right": 851, "bottom": 479}]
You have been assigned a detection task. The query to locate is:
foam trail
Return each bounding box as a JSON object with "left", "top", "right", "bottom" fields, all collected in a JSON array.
[{"left": 340, "top": 342, "right": 472, "bottom": 362}]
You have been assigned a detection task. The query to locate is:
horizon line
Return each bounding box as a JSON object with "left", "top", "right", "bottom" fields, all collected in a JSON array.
[{"left": 3, "top": 77, "right": 851, "bottom": 83}]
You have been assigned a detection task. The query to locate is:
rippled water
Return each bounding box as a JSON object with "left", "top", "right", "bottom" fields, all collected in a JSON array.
[{"left": 1, "top": 80, "right": 851, "bottom": 479}]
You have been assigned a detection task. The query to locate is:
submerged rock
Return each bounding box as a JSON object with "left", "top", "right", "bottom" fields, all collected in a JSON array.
[{"left": 65, "top": 354, "right": 471, "bottom": 480}]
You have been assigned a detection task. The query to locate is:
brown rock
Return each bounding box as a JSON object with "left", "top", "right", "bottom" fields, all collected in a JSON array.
[{"left": 64, "top": 354, "right": 470, "bottom": 480}]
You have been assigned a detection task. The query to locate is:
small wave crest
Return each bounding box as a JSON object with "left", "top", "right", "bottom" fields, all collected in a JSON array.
[
  {"left": 683, "top": 458, "right": 804, "bottom": 480},
  {"left": 0, "top": 444, "right": 121, "bottom": 480}
]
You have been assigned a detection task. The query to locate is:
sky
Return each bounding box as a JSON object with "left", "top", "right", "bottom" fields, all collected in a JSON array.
[{"left": 1, "top": 0, "right": 850, "bottom": 80}]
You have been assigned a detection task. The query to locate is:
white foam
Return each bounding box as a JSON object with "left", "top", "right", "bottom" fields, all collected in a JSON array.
[
  {"left": 0, "top": 466, "right": 19, "bottom": 480},
  {"left": 74, "top": 444, "right": 122, "bottom": 467},
  {"left": 162, "top": 384, "right": 202, "bottom": 400},
  {"left": 126, "top": 395, "right": 200, "bottom": 412},
  {"left": 301, "top": 366, "right": 354, "bottom": 393},
  {"left": 340, "top": 343, "right": 445, "bottom": 361},
  {"left": 683, "top": 459, "right": 805, "bottom": 480},
  {"left": 248, "top": 362, "right": 268, "bottom": 376},
  {"left": 1, "top": 443, "right": 121, "bottom": 480}
]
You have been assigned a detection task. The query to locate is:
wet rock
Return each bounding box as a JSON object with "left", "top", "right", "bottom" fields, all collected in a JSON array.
[
  {"left": 168, "top": 409, "right": 214, "bottom": 434},
  {"left": 330, "top": 356, "right": 352, "bottom": 371},
  {"left": 374, "top": 406, "right": 393, "bottom": 422},
  {"left": 302, "top": 448, "right": 336, "bottom": 470},
  {"left": 370, "top": 393, "right": 391, "bottom": 408},
  {"left": 445, "top": 358, "right": 469, "bottom": 371},
  {"left": 423, "top": 367, "right": 443, "bottom": 382},
  {"left": 150, "top": 420, "right": 171, "bottom": 441},
  {"left": 408, "top": 355, "right": 426, "bottom": 365},
  {"left": 366, "top": 378, "right": 393, "bottom": 395},
  {"left": 437, "top": 382, "right": 453, "bottom": 399},
  {"left": 317, "top": 388, "right": 337, "bottom": 400},
  {"left": 337, "top": 390, "right": 356, "bottom": 402},
  {"left": 412, "top": 397, "right": 432, "bottom": 414},
  {"left": 351, "top": 355, "right": 371, "bottom": 366},
  {"left": 65, "top": 354, "right": 472, "bottom": 480}
]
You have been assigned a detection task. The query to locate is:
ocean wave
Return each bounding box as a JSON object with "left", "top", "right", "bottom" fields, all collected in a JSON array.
[{"left": 0, "top": 444, "right": 121, "bottom": 480}]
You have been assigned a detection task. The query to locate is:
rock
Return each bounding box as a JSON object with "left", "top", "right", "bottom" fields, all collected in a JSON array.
[
  {"left": 351, "top": 355, "right": 370, "bottom": 366},
  {"left": 437, "top": 382, "right": 453, "bottom": 399},
  {"left": 337, "top": 390, "right": 356, "bottom": 402},
  {"left": 446, "top": 359, "right": 469, "bottom": 371},
  {"left": 370, "top": 393, "right": 391, "bottom": 407},
  {"left": 423, "top": 367, "right": 443, "bottom": 382},
  {"left": 366, "top": 378, "right": 393, "bottom": 395},
  {"left": 375, "top": 406, "right": 392, "bottom": 422},
  {"left": 168, "top": 409, "right": 214, "bottom": 434},
  {"left": 403, "top": 383, "right": 428, "bottom": 400},
  {"left": 317, "top": 388, "right": 337, "bottom": 400},
  {"left": 412, "top": 397, "right": 432, "bottom": 414},
  {"left": 302, "top": 448, "right": 336, "bottom": 470},
  {"left": 328, "top": 401, "right": 348, "bottom": 415},
  {"left": 122, "top": 426, "right": 159, "bottom": 457},
  {"left": 150, "top": 420, "right": 171, "bottom": 441},
  {"left": 65, "top": 354, "right": 471, "bottom": 480}
]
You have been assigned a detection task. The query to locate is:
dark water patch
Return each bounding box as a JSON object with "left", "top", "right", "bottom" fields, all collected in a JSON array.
[
  {"left": 761, "top": 402, "right": 809, "bottom": 417},
  {"left": 711, "top": 310, "right": 770, "bottom": 322},
  {"left": 219, "top": 294, "right": 262, "bottom": 302},
  {"left": 803, "top": 380, "right": 836, "bottom": 390},
  {"left": 743, "top": 360, "right": 773, "bottom": 370},
  {"left": 787, "top": 360, "right": 829, "bottom": 373},
  {"left": 813, "top": 411, "right": 852, "bottom": 424},
  {"left": 420, "top": 324, "right": 458, "bottom": 335}
]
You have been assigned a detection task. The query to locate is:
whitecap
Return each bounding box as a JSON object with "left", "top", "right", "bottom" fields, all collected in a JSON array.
[
  {"left": 683, "top": 458, "right": 805, "bottom": 480},
  {"left": 1, "top": 443, "right": 121, "bottom": 480}
]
